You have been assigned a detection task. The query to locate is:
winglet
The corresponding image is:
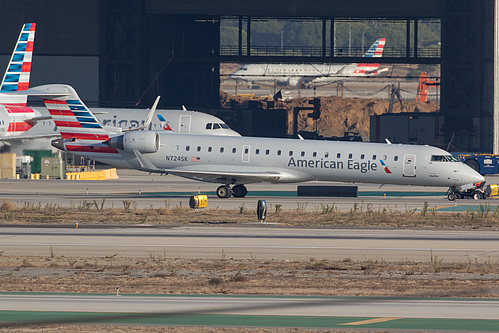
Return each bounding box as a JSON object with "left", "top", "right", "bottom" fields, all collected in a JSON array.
[{"left": 131, "top": 96, "right": 161, "bottom": 131}]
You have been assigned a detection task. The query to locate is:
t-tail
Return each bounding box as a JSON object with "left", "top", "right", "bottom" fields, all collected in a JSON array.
[
  {"left": 0, "top": 23, "right": 36, "bottom": 106},
  {"left": 37, "top": 85, "right": 111, "bottom": 141}
]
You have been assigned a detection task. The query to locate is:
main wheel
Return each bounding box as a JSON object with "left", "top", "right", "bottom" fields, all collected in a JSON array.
[
  {"left": 447, "top": 193, "right": 456, "bottom": 201},
  {"left": 473, "top": 192, "right": 483, "bottom": 200},
  {"left": 232, "top": 185, "right": 248, "bottom": 198},
  {"left": 216, "top": 185, "right": 232, "bottom": 198}
]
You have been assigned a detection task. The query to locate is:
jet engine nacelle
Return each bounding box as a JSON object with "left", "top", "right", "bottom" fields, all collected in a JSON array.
[
  {"left": 107, "top": 131, "right": 160, "bottom": 154},
  {"left": 287, "top": 78, "right": 300, "bottom": 87}
]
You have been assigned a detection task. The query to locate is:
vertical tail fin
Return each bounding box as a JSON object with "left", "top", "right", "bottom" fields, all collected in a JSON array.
[
  {"left": 0, "top": 23, "right": 36, "bottom": 106},
  {"left": 35, "top": 84, "right": 110, "bottom": 140},
  {"left": 364, "top": 38, "right": 386, "bottom": 58}
]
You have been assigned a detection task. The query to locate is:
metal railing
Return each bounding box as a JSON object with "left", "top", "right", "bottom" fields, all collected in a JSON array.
[{"left": 220, "top": 45, "right": 440, "bottom": 59}]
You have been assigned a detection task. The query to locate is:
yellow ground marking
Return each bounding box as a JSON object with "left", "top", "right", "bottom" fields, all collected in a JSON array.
[
  {"left": 433, "top": 205, "right": 456, "bottom": 210},
  {"left": 339, "top": 317, "right": 401, "bottom": 326}
]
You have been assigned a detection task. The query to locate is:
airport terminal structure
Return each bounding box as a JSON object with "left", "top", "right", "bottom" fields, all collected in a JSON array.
[{"left": 0, "top": 0, "right": 497, "bottom": 152}]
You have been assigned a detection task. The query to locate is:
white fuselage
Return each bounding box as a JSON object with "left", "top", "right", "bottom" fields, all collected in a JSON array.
[
  {"left": 26, "top": 108, "right": 239, "bottom": 137},
  {"left": 68, "top": 133, "right": 484, "bottom": 188}
]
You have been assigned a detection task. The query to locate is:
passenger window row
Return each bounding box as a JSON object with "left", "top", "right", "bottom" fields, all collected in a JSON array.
[{"left": 181, "top": 145, "right": 402, "bottom": 161}]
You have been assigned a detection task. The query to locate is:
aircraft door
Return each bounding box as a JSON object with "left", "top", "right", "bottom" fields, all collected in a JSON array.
[
  {"left": 403, "top": 154, "right": 416, "bottom": 177},
  {"left": 179, "top": 115, "right": 191, "bottom": 133},
  {"left": 242, "top": 145, "right": 251, "bottom": 163}
]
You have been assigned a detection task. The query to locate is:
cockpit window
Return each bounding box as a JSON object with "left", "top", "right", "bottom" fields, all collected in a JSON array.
[
  {"left": 213, "top": 123, "right": 221, "bottom": 129},
  {"left": 206, "top": 123, "right": 212, "bottom": 130},
  {"left": 431, "top": 155, "right": 459, "bottom": 162},
  {"left": 220, "top": 123, "right": 229, "bottom": 129}
]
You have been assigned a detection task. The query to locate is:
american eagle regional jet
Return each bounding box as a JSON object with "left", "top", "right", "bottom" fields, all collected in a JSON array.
[{"left": 13, "top": 84, "right": 484, "bottom": 198}]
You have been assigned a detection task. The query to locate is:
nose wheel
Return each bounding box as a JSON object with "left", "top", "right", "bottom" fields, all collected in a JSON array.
[{"left": 216, "top": 184, "right": 248, "bottom": 198}]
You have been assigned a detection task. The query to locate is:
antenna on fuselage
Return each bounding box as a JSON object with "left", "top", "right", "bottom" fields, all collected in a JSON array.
[{"left": 385, "top": 138, "right": 392, "bottom": 144}]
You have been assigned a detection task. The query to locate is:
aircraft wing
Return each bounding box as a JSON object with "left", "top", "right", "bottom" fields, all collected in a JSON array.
[
  {"left": 0, "top": 133, "right": 60, "bottom": 141},
  {"left": 132, "top": 150, "right": 309, "bottom": 184},
  {"left": 164, "top": 169, "right": 285, "bottom": 184}
]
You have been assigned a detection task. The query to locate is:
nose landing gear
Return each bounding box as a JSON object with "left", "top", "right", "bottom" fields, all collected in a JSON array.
[{"left": 216, "top": 184, "right": 248, "bottom": 198}]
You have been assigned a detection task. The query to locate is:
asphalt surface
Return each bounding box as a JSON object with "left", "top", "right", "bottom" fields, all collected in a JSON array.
[
  {"left": 2, "top": 169, "right": 497, "bottom": 211},
  {"left": 2, "top": 226, "right": 499, "bottom": 262}
]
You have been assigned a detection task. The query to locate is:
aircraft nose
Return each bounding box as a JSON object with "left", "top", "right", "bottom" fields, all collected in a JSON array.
[{"left": 465, "top": 167, "right": 485, "bottom": 184}]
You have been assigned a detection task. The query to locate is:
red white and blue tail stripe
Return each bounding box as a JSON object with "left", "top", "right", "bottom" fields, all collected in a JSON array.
[
  {"left": 41, "top": 86, "right": 109, "bottom": 141},
  {"left": 364, "top": 38, "right": 386, "bottom": 58},
  {"left": 0, "top": 23, "right": 36, "bottom": 106}
]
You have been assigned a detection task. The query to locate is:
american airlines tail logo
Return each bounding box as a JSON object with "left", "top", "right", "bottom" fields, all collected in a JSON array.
[{"left": 379, "top": 160, "right": 392, "bottom": 174}]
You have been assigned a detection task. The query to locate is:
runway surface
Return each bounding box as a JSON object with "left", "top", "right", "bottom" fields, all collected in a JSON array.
[
  {"left": 2, "top": 226, "right": 499, "bottom": 262},
  {"left": 1, "top": 169, "right": 498, "bottom": 212},
  {"left": 1, "top": 294, "right": 498, "bottom": 330}
]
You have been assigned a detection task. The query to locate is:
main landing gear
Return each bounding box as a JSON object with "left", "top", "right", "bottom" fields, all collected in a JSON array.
[{"left": 216, "top": 184, "right": 248, "bottom": 198}]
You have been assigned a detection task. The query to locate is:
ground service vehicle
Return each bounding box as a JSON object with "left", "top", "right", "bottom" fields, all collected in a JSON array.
[
  {"left": 452, "top": 153, "right": 499, "bottom": 175},
  {"left": 447, "top": 182, "right": 499, "bottom": 200}
]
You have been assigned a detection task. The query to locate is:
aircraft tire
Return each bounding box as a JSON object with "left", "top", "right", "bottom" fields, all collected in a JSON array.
[
  {"left": 232, "top": 185, "right": 248, "bottom": 198},
  {"left": 447, "top": 193, "right": 456, "bottom": 201},
  {"left": 464, "top": 160, "right": 480, "bottom": 173},
  {"left": 216, "top": 185, "right": 232, "bottom": 198},
  {"left": 473, "top": 192, "right": 483, "bottom": 200}
]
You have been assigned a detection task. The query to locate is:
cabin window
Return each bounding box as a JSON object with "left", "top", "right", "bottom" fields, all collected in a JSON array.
[
  {"left": 277, "top": 150, "right": 281, "bottom": 156},
  {"left": 186, "top": 146, "right": 190, "bottom": 151},
  {"left": 383, "top": 155, "right": 387, "bottom": 160},
  {"left": 174, "top": 145, "right": 179, "bottom": 151},
  {"left": 325, "top": 152, "right": 329, "bottom": 158},
  {"left": 361, "top": 154, "right": 365, "bottom": 160},
  {"left": 394, "top": 156, "right": 398, "bottom": 161},
  {"left": 301, "top": 151, "right": 305, "bottom": 157},
  {"left": 244, "top": 148, "right": 249, "bottom": 154},
  {"left": 289, "top": 151, "right": 293, "bottom": 156},
  {"left": 197, "top": 146, "right": 201, "bottom": 152},
  {"left": 208, "top": 147, "right": 212, "bottom": 152},
  {"left": 313, "top": 152, "right": 317, "bottom": 157},
  {"left": 337, "top": 153, "right": 341, "bottom": 158},
  {"left": 372, "top": 154, "right": 377, "bottom": 160},
  {"left": 265, "top": 149, "right": 270, "bottom": 155},
  {"left": 431, "top": 155, "right": 459, "bottom": 162},
  {"left": 220, "top": 147, "right": 224, "bottom": 153},
  {"left": 232, "top": 148, "right": 237, "bottom": 153},
  {"left": 255, "top": 149, "right": 260, "bottom": 154},
  {"left": 206, "top": 123, "right": 212, "bottom": 129}
]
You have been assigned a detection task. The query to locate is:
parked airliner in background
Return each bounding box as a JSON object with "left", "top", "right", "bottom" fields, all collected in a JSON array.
[
  {"left": 1, "top": 24, "right": 238, "bottom": 152},
  {"left": 0, "top": 23, "right": 55, "bottom": 149},
  {"left": 22, "top": 84, "right": 484, "bottom": 198},
  {"left": 25, "top": 104, "right": 240, "bottom": 140},
  {"left": 229, "top": 38, "right": 388, "bottom": 87}
]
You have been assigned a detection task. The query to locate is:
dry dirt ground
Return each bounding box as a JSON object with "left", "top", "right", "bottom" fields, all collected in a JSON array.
[
  {"left": 2, "top": 200, "right": 499, "bottom": 229},
  {"left": 1, "top": 204, "right": 499, "bottom": 332},
  {"left": 220, "top": 92, "right": 439, "bottom": 139}
]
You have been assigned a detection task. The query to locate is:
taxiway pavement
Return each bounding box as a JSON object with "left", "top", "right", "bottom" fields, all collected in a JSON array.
[{"left": 1, "top": 169, "right": 497, "bottom": 212}]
